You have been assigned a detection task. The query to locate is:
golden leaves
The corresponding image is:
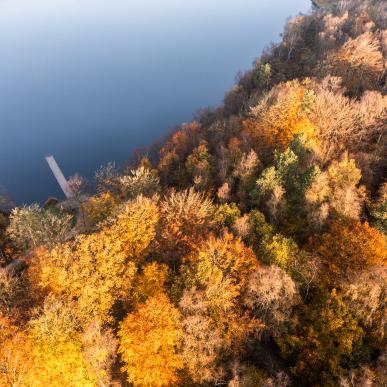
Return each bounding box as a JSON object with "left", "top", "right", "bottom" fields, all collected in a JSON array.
[
  {"left": 31, "top": 196, "right": 159, "bottom": 323},
  {"left": 244, "top": 80, "right": 317, "bottom": 153},
  {"left": 118, "top": 293, "right": 183, "bottom": 386}
]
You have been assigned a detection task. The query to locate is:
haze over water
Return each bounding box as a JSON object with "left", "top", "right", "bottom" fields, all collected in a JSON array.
[{"left": 0, "top": 0, "right": 310, "bottom": 204}]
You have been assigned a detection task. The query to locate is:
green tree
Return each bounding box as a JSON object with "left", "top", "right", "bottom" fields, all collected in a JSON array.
[
  {"left": 7, "top": 205, "right": 73, "bottom": 251},
  {"left": 255, "top": 135, "right": 318, "bottom": 235},
  {"left": 213, "top": 203, "right": 241, "bottom": 228},
  {"left": 368, "top": 183, "right": 387, "bottom": 235},
  {"left": 278, "top": 290, "right": 367, "bottom": 386},
  {"left": 252, "top": 63, "right": 272, "bottom": 89}
]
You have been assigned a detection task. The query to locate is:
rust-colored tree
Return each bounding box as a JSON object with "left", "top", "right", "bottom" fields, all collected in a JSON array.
[{"left": 311, "top": 219, "right": 387, "bottom": 286}]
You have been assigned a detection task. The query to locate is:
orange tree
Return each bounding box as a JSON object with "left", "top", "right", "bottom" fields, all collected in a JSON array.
[
  {"left": 186, "top": 232, "right": 259, "bottom": 293},
  {"left": 118, "top": 293, "right": 183, "bottom": 386},
  {"left": 156, "top": 188, "right": 214, "bottom": 264},
  {"left": 242, "top": 80, "right": 317, "bottom": 155},
  {"left": 311, "top": 219, "right": 387, "bottom": 287},
  {"left": 182, "top": 233, "right": 261, "bottom": 356}
]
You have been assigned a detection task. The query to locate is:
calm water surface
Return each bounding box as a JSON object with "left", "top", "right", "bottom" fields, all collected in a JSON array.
[{"left": 0, "top": 0, "right": 311, "bottom": 204}]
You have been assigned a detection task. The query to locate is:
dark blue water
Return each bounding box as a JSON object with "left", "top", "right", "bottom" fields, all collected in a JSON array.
[{"left": 0, "top": 0, "right": 311, "bottom": 204}]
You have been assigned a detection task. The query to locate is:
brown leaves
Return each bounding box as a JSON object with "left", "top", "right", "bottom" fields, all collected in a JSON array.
[
  {"left": 327, "top": 32, "right": 384, "bottom": 94},
  {"left": 244, "top": 265, "right": 300, "bottom": 337},
  {"left": 156, "top": 188, "right": 214, "bottom": 264}
]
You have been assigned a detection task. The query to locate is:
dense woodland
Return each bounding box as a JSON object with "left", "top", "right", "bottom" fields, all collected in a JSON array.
[{"left": 1, "top": 0, "right": 386, "bottom": 385}]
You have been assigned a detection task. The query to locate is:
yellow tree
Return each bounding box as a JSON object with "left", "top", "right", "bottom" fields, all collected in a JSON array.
[
  {"left": 30, "top": 196, "right": 159, "bottom": 323},
  {"left": 83, "top": 191, "right": 118, "bottom": 228},
  {"left": 118, "top": 293, "right": 183, "bottom": 386},
  {"left": 131, "top": 262, "right": 169, "bottom": 307},
  {"left": 27, "top": 296, "right": 96, "bottom": 387},
  {"left": 1, "top": 298, "right": 117, "bottom": 386},
  {"left": 0, "top": 317, "right": 36, "bottom": 387},
  {"left": 243, "top": 80, "right": 316, "bottom": 154}
]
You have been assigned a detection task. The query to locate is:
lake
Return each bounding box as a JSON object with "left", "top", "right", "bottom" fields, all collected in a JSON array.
[{"left": 0, "top": 0, "right": 311, "bottom": 205}]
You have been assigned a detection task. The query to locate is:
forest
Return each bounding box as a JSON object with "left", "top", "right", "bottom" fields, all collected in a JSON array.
[{"left": 0, "top": 0, "right": 386, "bottom": 385}]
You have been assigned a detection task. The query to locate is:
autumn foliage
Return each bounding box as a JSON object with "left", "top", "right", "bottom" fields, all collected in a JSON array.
[
  {"left": 312, "top": 219, "right": 387, "bottom": 285},
  {"left": 118, "top": 293, "right": 183, "bottom": 386},
  {"left": 30, "top": 196, "right": 158, "bottom": 323},
  {"left": 1, "top": 1, "right": 387, "bottom": 385},
  {"left": 242, "top": 80, "right": 317, "bottom": 154}
]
